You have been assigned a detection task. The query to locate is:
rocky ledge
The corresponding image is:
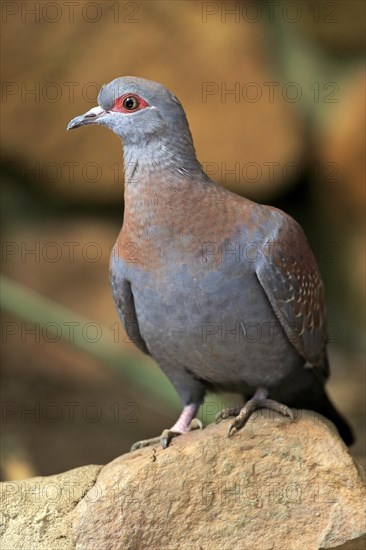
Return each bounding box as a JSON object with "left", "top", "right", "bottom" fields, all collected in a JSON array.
[{"left": 1, "top": 410, "right": 365, "bottom": 550}]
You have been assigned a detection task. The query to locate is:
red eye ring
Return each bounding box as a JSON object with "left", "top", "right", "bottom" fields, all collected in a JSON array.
[{"left": 111, "top": 93, "right": 149, "bottom": 114}]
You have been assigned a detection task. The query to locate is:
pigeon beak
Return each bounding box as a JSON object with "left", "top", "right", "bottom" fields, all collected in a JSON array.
[{"left": 67, "top": 105, "right": 107, "bottom": 130}]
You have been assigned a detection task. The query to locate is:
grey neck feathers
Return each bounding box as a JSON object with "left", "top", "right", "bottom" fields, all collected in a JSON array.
[{"left": 123, "top": 133, "right": 204, "bottom": 186}]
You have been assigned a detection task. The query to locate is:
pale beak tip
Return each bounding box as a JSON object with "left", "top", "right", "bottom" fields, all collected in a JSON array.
[
  {"left": 67, "top": 106, "right": 106, "bottom": 132},
  {"left": 67, "top": 117, "right": 81, "bottom": 131}
]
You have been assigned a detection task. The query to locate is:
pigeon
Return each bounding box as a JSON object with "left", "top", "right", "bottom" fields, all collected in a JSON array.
[{"left": 67, "top": 76, "right": 354, "bottom": 449}]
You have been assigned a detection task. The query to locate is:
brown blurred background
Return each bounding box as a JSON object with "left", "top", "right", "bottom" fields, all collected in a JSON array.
[{"left": 1, "top": 0, "right": 365, "bottom": 480}]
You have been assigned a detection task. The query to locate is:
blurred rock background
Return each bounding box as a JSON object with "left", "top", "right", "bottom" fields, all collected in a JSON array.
[{"left": 1, "top": 0, "right": 365, "bottom": 479}]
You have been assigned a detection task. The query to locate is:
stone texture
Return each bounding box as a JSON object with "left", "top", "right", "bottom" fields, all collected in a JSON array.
[
  {"left": 1, "top": 413, "right": 365, "bottom": 550},
  {"left": 321, "top": 533, "right": 366, "bottom": 550},
  {"left": 0, "top": 465, "right": 101, "bottom": 550},
  {"left": 72, "top": 411, "right": 366, "bottom": 550}
]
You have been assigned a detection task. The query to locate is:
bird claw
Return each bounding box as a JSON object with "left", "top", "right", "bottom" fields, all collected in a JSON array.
[
  {"left": 130, "top": 417, "right": 203, "bottom": 451},
  {"left": 262, "top": 399, "right": 294, "bottom": 421},
  {"left": 228, "top": 423, "right": 240, "bottom": 438},
  {"left": 160, "top": 429, "right": 180, "bottom": 449},
  {"left": 216, "top": 406, "right": 242, "bottom": 424},
  {"left": 159, "top": 418, "right": 203, "bottom": 448},
  {"left": 189, "top": 418, "right": 203, "bottom": 431},
  {"left": 227, "top": 397, "right": 294, "bottom": 438},
  {"left": 131, "top": 429, "right": 181, "bottom": 451},
  {"left": 130, "top": 435, "right": 162, "bottom": 452}
]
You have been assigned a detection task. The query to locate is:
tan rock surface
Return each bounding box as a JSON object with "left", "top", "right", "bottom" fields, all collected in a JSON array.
[
  {"left": 72, "top": 411, "right": 366, "bottom": 550},
  {"left": 321, "top": 533, "right": 366, "bottom": 550},
  {"left": 1, "top": 412, "right": 364, "bottom": 550},
  {"left": 0, "top": 465, "right": 101, "bottom": 550}
]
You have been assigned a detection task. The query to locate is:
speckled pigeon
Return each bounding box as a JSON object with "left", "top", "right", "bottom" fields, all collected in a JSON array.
[{"left": 67, "top": 77, "right": 353, "bottom": 449}]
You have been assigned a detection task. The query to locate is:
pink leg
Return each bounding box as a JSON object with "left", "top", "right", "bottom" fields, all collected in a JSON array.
[
  {"left": 131, "top": 402, "right": 202, "bottom": 451},
  {"left": 171, "top": 403, "right": 200, "bottom": 433}
]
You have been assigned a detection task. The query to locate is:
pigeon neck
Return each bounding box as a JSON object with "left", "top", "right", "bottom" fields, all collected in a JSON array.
[
  {"left": 120, "top": 137, "right": 211, "bottom": 243},
  {"left": 124, "top": 135, "right": 202, "bottom": 179},
  {"left": 122, "top": 137, "right": 205, "bottom": 195}
]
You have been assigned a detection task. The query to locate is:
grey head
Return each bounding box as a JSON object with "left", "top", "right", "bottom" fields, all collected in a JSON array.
[{"left": 67, "top": 77, "right": 197, "bottom": 166}]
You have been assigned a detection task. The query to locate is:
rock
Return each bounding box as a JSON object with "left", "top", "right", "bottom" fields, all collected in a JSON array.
[
  {"left": 72, "top": 411, "right": 365, "bottom": 550},
  {"left": 0, "top": 465, "right": 101, "bottom": 550},
  {"left": 321, "top": 533, "right": 366, "bottom": 550},
  {"left": 1, "top": 412, "right": 365, "bottom": 550}
]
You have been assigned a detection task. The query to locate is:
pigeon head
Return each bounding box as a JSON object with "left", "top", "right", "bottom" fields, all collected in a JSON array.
[{"left": 67, "top": 77, "right": 195, "bottom": 151}]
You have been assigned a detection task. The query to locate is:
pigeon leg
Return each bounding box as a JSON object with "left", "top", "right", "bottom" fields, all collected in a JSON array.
[
  {"left": 217, "top": 388, "right": 294, "bottom": 437},
  {"left": 131, "top": 403, "right": 202, "bottom": 451}
]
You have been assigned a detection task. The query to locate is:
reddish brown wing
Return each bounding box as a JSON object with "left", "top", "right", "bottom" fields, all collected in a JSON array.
[{"left": 256, "top": 211, "right": 327, "bottom": 370}]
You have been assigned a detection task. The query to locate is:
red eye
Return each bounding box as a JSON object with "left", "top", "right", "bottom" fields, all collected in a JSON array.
[{"left": 111, "top": 93, "right": 149, "bottom": 113}]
